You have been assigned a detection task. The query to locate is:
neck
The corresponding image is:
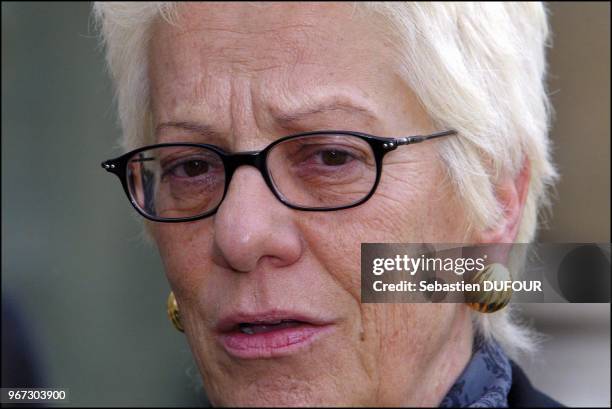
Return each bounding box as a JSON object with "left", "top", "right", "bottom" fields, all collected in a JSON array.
[{"left": 409, "top": 306, "right": 474, "bottom": 407}]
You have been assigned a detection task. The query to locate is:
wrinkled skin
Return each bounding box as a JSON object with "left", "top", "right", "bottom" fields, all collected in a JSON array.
[{"left": 147, "top": 3, "right": 521, "bottom": 407}]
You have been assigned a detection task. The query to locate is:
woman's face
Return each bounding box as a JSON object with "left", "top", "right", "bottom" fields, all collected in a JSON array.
[{"left": 149, "top": 3, "right": 474, "bottom": 406}]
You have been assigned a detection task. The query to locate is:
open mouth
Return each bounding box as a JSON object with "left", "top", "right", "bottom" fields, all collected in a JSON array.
[
  {"left": 217, "top": 313, "right": 335, "bottom": 359},
  {"left": 237, "top": 319, "right": 304, "bottom": 335}
]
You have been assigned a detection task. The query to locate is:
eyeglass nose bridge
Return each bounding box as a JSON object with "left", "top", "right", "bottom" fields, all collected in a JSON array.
[
  {"left": 220, "top": 148, "right": 294, "bottom": 210},
  {"left": 221, "top": 148, "right": 278, "bottom": 193},
  {"left": 223, "top": 149, "right": 267, "bottom": 177}
]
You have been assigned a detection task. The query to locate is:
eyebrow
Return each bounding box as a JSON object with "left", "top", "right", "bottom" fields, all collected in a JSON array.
[
  {"left": 155, "top": 121, "right": 226, "bottom": 145},
  {"left": 273, "top": 100, "right": 379, "bottom": 128},
  {"left": 155, "top": 99, "right": 380, "bottom": 143}
]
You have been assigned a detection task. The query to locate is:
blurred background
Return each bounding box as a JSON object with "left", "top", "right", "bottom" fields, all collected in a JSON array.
[{"left": 1, "top": 2, "right": 610, "bottom": 407}]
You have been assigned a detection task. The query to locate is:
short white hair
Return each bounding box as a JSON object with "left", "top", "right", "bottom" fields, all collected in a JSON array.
[{"left": 93, "top": 2, "right": 558, "bottom": 359}]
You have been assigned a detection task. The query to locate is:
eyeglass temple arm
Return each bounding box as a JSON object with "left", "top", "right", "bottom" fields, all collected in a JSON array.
[{"left": 394, "top": 130, "right": 457, "bottom": 146}]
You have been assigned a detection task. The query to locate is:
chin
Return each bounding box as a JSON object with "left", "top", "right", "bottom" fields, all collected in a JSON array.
[{"left": 208, "top": 379, "right": 351, "bottom": 407}]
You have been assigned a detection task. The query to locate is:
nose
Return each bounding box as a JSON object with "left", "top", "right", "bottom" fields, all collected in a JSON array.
[{"left": 212, "top": 166, "right": 303, "bottom": 272}]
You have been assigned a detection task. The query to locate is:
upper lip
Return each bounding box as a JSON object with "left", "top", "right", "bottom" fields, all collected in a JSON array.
[{"left": 216, "top": 309, "right": 334, "bottom": 333}]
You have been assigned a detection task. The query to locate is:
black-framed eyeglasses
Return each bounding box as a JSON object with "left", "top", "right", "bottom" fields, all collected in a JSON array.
[{"left": 101, "top": 129, "right": 456, "bottom": 223}]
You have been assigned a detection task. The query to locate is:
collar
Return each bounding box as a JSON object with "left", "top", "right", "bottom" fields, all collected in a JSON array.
[{"left": 440, "top": 335, "right": 513, "bottom": 408}]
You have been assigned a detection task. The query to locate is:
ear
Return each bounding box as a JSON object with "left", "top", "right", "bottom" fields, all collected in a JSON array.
[{"left": 476, "top": 158, "right": 531, "bottom": 243}]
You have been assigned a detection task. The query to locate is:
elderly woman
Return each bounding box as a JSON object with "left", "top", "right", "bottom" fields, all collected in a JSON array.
[{"left": 96, "top": 2, "right": 561, "bottom": 407}]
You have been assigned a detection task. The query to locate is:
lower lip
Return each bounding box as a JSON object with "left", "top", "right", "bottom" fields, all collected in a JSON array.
[{"left": 218, "top": 323, "right": 334, "bottom": 359}]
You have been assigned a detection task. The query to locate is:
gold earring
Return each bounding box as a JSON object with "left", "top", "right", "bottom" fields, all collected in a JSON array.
[
  {"left": 167, "top": 291, "right": 184, "bottom": 332},
  {"left": 466, "top": 263, "right": 513, "bottom": 313}
]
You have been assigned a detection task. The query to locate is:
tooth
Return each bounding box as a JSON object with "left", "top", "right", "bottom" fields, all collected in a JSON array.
[{"left": 240, "top": 326, "right": 254, "bottom": 335}]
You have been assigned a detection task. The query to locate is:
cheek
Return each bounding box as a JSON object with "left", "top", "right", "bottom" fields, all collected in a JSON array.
[
  {"left": 298, "top": 161, "right": 464, "bottom": 298},
  {"left": 361, "top": 304, "right": 456, "bottom": 354},
  {"left": 151, "top": 221, "right": 216, "bottom": 291},
  {"left": 355, "top": 302, "right": 460, "bottom": 401},
  {"left": 375, "top": 159, "right": 468, "bottom": 241}
]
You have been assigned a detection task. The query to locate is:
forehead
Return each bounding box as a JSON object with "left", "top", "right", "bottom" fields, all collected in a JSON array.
[
  {"left": 151, "top": 3, "right": 391, "bottom": 68},
  {"left": 148, "top": 3, "right": 412, "bottom": 144}
]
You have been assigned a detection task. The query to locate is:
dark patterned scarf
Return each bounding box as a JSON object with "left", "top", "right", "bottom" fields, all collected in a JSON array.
[{"left": 440, "top": 335, "right": 512, "bottom": 407}]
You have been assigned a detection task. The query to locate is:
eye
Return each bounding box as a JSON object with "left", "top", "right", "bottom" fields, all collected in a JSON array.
[
  {"left": 172, "top": 159, "right": 210, "bottom": 177},
  {"left": 320, "top": 150, "right": 350, "bottom": 166}
]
